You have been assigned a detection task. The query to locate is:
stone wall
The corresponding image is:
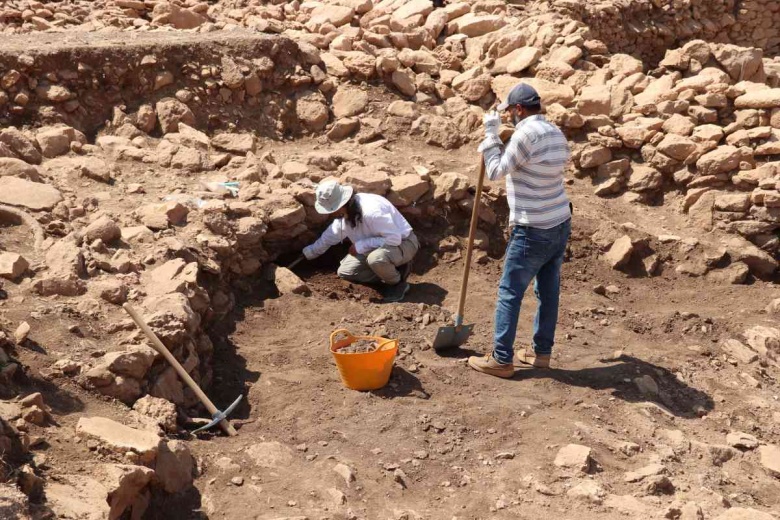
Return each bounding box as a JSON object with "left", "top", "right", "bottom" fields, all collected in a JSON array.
[
  {"left": 0, "top": 30, "right": 307, "bottom": 138},
  {"left": 548, "top": 0, "right": 780, "bottom": 64}
]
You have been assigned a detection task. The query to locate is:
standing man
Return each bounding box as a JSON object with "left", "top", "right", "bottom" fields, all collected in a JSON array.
[
  {"left": 302, "top": 180, "right": 419, "bottom": 303},
  {"left": 468, "top": 83, "right": 572, "bottom": 378}
]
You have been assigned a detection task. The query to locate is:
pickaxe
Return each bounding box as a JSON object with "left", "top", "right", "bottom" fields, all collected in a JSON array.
[{"left": 123, "top": 303, "right": 241, "bottom": 436}]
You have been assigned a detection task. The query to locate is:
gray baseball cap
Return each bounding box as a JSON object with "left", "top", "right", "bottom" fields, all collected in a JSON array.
[
  {"left": 497, "top": 83, "right": 542, "bottom": 111},
  {"left": 314, "top": 180, "right": 354, "bottom": 215}
]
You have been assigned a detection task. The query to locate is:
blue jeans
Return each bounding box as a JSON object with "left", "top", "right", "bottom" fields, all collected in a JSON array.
[{"left": 493, "top": 219, "right": 571, "bottom": 365}]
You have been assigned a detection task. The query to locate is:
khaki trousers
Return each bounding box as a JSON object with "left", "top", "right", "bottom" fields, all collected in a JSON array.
[{"left": 337, "top": 232, "right": 419, "bottom": 285}]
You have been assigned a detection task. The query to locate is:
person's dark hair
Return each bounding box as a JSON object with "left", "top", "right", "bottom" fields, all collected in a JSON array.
[
  {"left": 521, "top": 103, "right": 542, "bottom": 113},
  {"left": 345, "top": 194, "right": 362, "bottom": 228}
]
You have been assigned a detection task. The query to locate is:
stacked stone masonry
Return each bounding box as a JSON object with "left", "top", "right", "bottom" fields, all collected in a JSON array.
[
  {"left": 0, "top": 0, "right": 777, "bottom": 415},
  {"left": 549, "top": 0, "right": 780, "bottom": 63}
]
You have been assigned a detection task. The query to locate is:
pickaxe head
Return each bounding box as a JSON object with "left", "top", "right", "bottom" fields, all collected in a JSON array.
[{"left": 192, "top": 394, "right": 243, "bottom": 435}]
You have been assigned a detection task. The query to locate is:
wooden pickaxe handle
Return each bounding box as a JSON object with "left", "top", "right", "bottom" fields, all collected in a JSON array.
[{"left": 122, "top": 303, "right": 238, "bottom": 436}]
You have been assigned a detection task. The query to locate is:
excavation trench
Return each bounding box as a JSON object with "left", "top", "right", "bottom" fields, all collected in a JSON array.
[
  {"left": 202, "top": 203, "right": 511, "bottom": 422},
  {"left": 2, "top": 3, "right": 780, "bottom": 516}
]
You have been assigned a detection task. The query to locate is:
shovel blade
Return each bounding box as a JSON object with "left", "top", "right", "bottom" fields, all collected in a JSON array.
[{"left": 431, "top": 323, "right": 474, "bottom": 351}]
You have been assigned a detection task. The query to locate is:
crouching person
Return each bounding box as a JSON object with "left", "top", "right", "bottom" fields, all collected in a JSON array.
[{"left": 302, "top": 180, "right": 419, "bottom": 303}]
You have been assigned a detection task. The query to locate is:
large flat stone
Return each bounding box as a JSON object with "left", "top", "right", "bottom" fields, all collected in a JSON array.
[
  {"left": 76, "top": 416, "right": 160, "bottom": 463},
  {"left": 714, "top": 508, "right": 776, "bottom": 520},
  {"left": 758, "top": 444, "right": 780, "bottom": 477},
  {"left": 44, "top": 475, "right": 110, "bottom": 520},
  {"left": 734, "top": 88, "right": 780, "bottom": 109},
  {"left": 245, "top": 442, "right": 294, "bottom": 469},
  {"left": 0, "top": 177, "right": 62, "bottom": 210},
  {"left": 492, "top": 75, "right": 575, "bottom": 107},
  {"left": 554, "top": 444, "right": 594, "bottom": 473}
]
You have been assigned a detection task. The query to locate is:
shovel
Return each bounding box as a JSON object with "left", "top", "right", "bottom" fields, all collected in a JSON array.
[{"left": 431, "top": 155, "right": 486, "bottom": 351}]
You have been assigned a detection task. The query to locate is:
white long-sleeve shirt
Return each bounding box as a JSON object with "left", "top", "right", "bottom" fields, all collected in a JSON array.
[{"left": 303, "top": 193, "right": 413, "bottom": 259}]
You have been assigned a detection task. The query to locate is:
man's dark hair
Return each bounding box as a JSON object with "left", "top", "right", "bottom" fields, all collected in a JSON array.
[
  {"left": 521, "top": 103, "right": 542, "bottom": 113},
  {"left": 345, "top": 194, "right": 363, "bottom": 228}
]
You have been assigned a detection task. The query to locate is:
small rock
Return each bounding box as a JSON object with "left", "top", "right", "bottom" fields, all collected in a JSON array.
[
  {"left": 706, "top": 444, "right": 738, "bottom": 466},
  {"left": 634, "top": 375, "right": 659, "bottom": 398},
  {"left": 678, "top": 502, "right": 704, "bottom": 520},
  {"left": 22, "top": 405, "right": 46, "bottom": 426},
  {"left": 132, "top": 395, "right": 177, "bottom": 434},
  {"left": 643, "top": 475, "right": 675, "bottom": 495},
  {"left": 554, "top": 444, "right": 594, "bottom": 473},
  {"left": 84, "top": 216, "right": 122, "bottom": 244},
  {"left": 721, "top": 339, "right": 758, "bottom": 364},
  {"left": 98, "top": 280, "right": 129, "bottom": 305},
  {"left": 567, "top": 480, "right": 605, "bottom": 504},
  {"left": 333, "top": 463, "right": 356, "bottom": 485},
  {"left": 624, "top": 463, "right": 666, "bottom": 483},
  {"left": 495, "top": 452, "right": 515, "bottom": 460},
  {"left": 393, "top": 468, "right": 407, "bottom": 488},
  {"left": 274, "top": 266, "right": 310, "bottom": 296},
  {"left": 726, "top": 431, "right": 759, "bottom": 450},
  {"left": 14, "top": 321, "right": 30, "bottom": 344},
  {"left": 332, "top": 86, "right": 369, "bottom": 118},
  {"left": 20, "top": 393, "right": 45, "bottom": 409},
  {"left": 327, "top": 487, "right": 346, "bottom": 505},
  {"left": 0, "top": 253, "right": 28, "bottom": 281},
  {"left": 603, "top": 235, "right": 634, "bottom": 269},
  {"left": 230, "top": 476, "right": 244, "bottom": 486}
]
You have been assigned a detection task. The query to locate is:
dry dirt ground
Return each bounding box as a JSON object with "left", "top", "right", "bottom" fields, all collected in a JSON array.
[{"left": 6, "top": 135, "right": 779, "bottom": 519}]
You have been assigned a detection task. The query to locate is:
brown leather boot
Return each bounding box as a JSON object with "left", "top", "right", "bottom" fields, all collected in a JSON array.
[
  {"left": 468, "top": 354, "right": 514, "bottom": 379},
  {"left": 514, "top": 349, "right": 551, "bottom": 369}
]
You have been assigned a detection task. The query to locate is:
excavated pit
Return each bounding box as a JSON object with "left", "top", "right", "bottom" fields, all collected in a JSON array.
[{"left": 0, "top": 1, "right": 779, "bottom": 518}]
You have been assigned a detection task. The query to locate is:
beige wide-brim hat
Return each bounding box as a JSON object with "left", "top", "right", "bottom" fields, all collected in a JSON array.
[{"left": 314, "top": 180, "right": 354, "bottom": 215}]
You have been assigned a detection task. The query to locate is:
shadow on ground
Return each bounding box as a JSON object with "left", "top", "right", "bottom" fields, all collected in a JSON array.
[
  {"left": 206, "top": 294, "right": 263, "bottom": 423},
  {"left": 373, "top": 366, "right": 430, "bottom": 399},
  {"left": 146, "top": 486, "right": 206, "bottom": 520},
  {"left": 405, "top": 282, "right": 448, "bottom": 306},
  {"left": 5, "top": 366, "right": 85, "bottom": 416},
  {"left": 515, "top": 354, "right": 714, "bottom": 419}
]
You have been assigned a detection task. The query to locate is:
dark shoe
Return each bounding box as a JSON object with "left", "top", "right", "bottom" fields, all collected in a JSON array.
[
  {"left": 468, "top": 354, "right": 514, "bottom": 378},
  {"left": 514, "top": 349, "right": 551, "bottom": 369},
  {"left": 399, "top": 263, "right": 412, "bottom": 282},
  {"left": 383, "top": 281, "right": 410, "bottom": 303}
]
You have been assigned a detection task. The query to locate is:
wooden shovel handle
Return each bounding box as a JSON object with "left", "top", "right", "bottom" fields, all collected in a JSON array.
[
  {"left": 455, "top": 156, "right": 486, "bottom": 323},
  {"left": 122, "top": 303, "right": 237, "bottom": 436}
]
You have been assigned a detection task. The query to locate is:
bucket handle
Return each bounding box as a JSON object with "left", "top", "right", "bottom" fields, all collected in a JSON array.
[
  {"left": 330, "top": 328, "right": 356, "bottom": 347},
  {"left": 374, "top": 337, "right": 397, "bottom": 351}
]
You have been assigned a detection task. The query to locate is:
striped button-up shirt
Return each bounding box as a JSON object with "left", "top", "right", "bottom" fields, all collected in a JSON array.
[{"left": 481, "top": 114, "right": 571, "bottom": 229}]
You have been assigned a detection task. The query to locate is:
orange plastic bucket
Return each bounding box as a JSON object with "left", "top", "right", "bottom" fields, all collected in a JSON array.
[{"left": 329, "top": 329, "right": 398, "bottom": 391}]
